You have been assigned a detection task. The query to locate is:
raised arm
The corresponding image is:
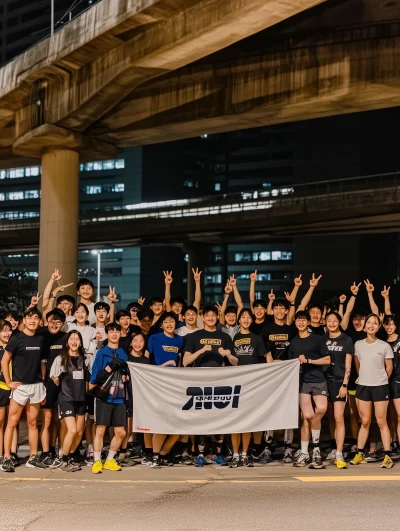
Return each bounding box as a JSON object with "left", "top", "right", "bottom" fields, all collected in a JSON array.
[
  {"left": 341, "top": 282, "right": 361, "bottom": 330},
  {"left": 287, "top": 274, "right": 303, "bottom": 324},
  {"left": 249, "top": 270, "right": 257, "bottom": 311},
  {"left": 229, "top": 275, "right": 243, "bottom": 314},
  {"left": 297, "top": 273, "right": 322, "bottom": 311},
  {"left": 267, "top": 290, "right": 275, "bottom": 316},
  {"left": 42, "top": 269, "right": 62, "bottom": 313},
  {"left": 107, "top": 286, "right": 117, "bottom": 322},
  {"left": 163, "top": 270, "right": 173, "bottom": 311},
  {"left": 364, "top": 279, "right": 379, "bottom": 315},
  {"left": 338, "top": 294, "right": 346, "bottom": 318},
  {"left": 381, "top": 285, "right": 392, "bottom": 316},
  {"left": 192, "top": 268, "right": 202, "bottom": 310},
  {"left": 217, "top": 282, "right": 232, "bottom": 325}
]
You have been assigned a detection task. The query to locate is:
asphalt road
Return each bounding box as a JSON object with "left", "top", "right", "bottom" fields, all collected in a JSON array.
[{"left": 0, "top": 461, "right": 399, "bottom": 531}]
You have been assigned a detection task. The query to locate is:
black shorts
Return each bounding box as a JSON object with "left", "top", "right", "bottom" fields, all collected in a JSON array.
[
  {"left": 300, "top": 380, "right": 328, "bottom": 397},
  {"left": 94, "top": 399, "right": 127, "bottom": 427},
  {"left": 0, "top": 388, "right": 10, "bottom": 407},
  {"left": 42, "top": 378, "right": 60, "bottom": 409},
  {"left": 356, "top": 384, "right": 389, "bottom": 402},
  {"left": 86, "top": 394, "right": 95, "bottom": 417},
  {"left": 390, "top": 381, "right": 400, "bottom": 400},
  {"left": 327, "top": 380, "right": 347, "bottom": 403},
  {"left": 58, "top": 395, "right": 87, "bottom": 419}
]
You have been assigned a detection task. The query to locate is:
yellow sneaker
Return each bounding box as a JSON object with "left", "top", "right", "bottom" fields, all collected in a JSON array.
[
  {"left": 335, "top": 458, "right": 348, "bottom": 469},
  {"left": 381, "top": 455, "right": 394, "bottom": 469},
  {"left": 103, "top": 458, "right": 122, "bottom": 471},
  {"left": 350, "top": 452, "right": 366, "bottom": 465},
  {"left": 92, "top": 460, "right": 103, "bottom": 474}
]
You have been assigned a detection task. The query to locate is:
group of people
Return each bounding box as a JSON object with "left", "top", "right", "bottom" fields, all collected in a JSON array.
[{"left": 0, "top": 267, "right": 399, "bottom": 474}]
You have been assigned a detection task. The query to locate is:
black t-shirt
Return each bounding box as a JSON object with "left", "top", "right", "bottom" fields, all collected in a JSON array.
[
  {"left": 119, "top": 335, "right": 132, "bottom": 355},
  {"left": 37, "top": 327, "right": 66, "bottom": 378},
  {"left": 261, "top": 321, "right": 297, "bottom": 361},
  {"left": 325, "top": 333, "right": 354, "bottom": 382},
  {"left": 128, "top": 353, "right": 150, "bottom": 364},
  {"left": 59, "top": 356, "right": 90, "bottom": 402},
  {"left": 388, "top": 337, "right": 400, "bottom": 382},
  {"left": 232, "top": 333, "right": 265, "bottom": 365},
  {"left": 184, "top": 329, "right": 234, "bottom": 367},
  {"left": 0, "top": 345, "right": 6, "bottom": 383},
  {"left": 249, "top": 315, "right": 273, "bottom": 336},
  {"left": 288, "top": 333, "right": 329, "bottom": 383},
  {"left": 308, "top": 324, "right": 326, "bottom": 336},
  {"left": 6, "top": 332, "right": 45, "bottom": 384}
]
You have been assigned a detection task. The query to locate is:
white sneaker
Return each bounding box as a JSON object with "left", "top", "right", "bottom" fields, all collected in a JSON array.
[{"left": 326, "top": 449, "right": 337, "bottom": 461}]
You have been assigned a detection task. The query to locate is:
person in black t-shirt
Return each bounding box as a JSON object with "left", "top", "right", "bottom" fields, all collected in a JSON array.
[
  {"left": 50, "top": 330, "right": 90, "bottom": 472},
  {"left": 307, "top": 304, "right": 326, "bottom": 336},
  {"left": 0, "top": 320, "right": 12, "bottom": 463},
  {"left": 288, "top": 311, "right": 330, "bottom": 470},
  {"left": 116, "top": 310, "right": 137, "bottom": 355},
  {"left": 230, "top": 309, "right": 268, "bottom": 469},
  {"left": 184, "top": 306, "right": 237, "bottom": 468},
  {"left": 1, "top": 308, "right": 47, "bottom": 473},
  {"left": 382, "top": 315, "right": 400, "bottom": 457},
  {"left": 37, "top": 309, "right": 66, "bottom": 467},
  {"left": 324, "top": 312, "right": 354, "bottom": 469}
]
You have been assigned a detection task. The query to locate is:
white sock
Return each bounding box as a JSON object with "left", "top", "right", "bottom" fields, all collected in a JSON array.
[
  {"left": 311, "top": 429, "right": 320, "bottom": 445},
  {"left": 107, "top": 450, "right": 116, "bottom": 461},
  {"left": 233, "top": 452, "right": 239, "bottom": 458},
  {"left": 336, "top": 451, "right": 343, "bottom": 459},
  {"left": 242, "top": 451, "right": 247, "bottom": 457},
  {"left": 87, "top": 444, "right": 94, "bottom": 455},
  {"left": 94, "top": 452, "right": 101, "bottom": 462},
  {"left": 301, "top": 441, "right": 309, "bottom": 454}
]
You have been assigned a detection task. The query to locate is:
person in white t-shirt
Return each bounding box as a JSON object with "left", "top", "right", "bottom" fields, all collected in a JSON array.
[
  {"left": 350, "top": 313, "right": 394, "bottom": 469},
  {"left": 175, "top": 306, "right": 200, "bottom": 337}
]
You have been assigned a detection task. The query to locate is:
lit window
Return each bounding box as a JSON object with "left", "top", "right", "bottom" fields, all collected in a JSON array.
[
  {"left": 258, "top": 273, "right": 271, "bottom": 281},
  {"left": 184, "top": 180, "right": 194, "bottom": 188},
  {"left": 8, "top": 192, "right": 24, "bottom": 200},
  {"left": 85, "top": 163, "right": 94, "bottom": 171},
  {"left": 9, "top": 170, "right": 16, "bottom": 178},
  {"left": 0, "top": 193, "right": 4, "bottom": 201},
  {"left": 16, "top": 169, "right": 24, "bottom": 178},
  {"left": 214, "top": 183, "right": 221, "bottom": 192},
  {"left": 259, "top": 252, "right": 271, "bottom": 261},
  {"left": 24, "top": 190, "right": 40, "bottom": 199},
  {"left": 112, "top": 183, "right": 124, "bottom": 192},
  {"left": 235, "top": 253, "right": 252, "bottom": 262},
  {"left": 80, "top": 164, "right": 84, "bottom": 171},
  {"left": 85, "top": 186, "right": 102, "bottom": 195},
  {"left": 115, "top": 159, "right": 125, "bottom": 169},
  {"left": 93, "top": 162, "right": 103, "bottom": 170},
  {"left": 103, "top": 160, "right": 115, "bottom": 170},
  {"left": 0, "top": 171, "right": 5, "bottom": 179}
]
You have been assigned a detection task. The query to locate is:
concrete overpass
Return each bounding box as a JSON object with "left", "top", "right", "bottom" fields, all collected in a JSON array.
[
  {"left": 0, "top": 0, "right": 399, "bottom": 290},
  {"left": 1, "top": 173, "right": 399, "bottom": 253}
]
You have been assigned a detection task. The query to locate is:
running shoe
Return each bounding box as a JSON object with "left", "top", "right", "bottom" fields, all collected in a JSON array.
[
  {"left": 159, "top": 457, "right": 174, "bottom": 467},
  {"left": 204, "top": 456, "right": 214, "bottom": 465},
  {"left": 85, "top": 455, "right": 94, "bottom": 467},
  {"left": 240, "top": 455, "right": 253, "bottom": 468},
  {"left": 10, "top": 453, "right": 20, "bottom": 467},
  {"left": 214, "top": 455, "right": 228, "bottom": 466},
  {"left": 350, "top": 452, "right": 366, "bottom": 465},
  {"left": 180, "top": 454, "right": 193, "bottom": 464},
  {"left": 293, "top": 452, "right": 310, "bottom": 467},
  {"left": 60, "top": 461, "right": 81, "bottom": 472},
  {"left": 141, "top": 455, "right": 152, "bottom": 465},
  {"left": 282, "top": 447, "right": 294, "bottom": 464},
  {"left": 325, "top": 449, "right": 337, "bottom": 461},
  {"left": 381, "top": 455, "right": 394, "bottom": 469},
  {"left": 103, "top": 458, "right": 122, "bottom": 471},
  {"left": 258, "top": 448, "right": 273, "bottom": 464},
  {"left": 50, "top": 457, "right": 63, "bottom": 469},
  {"left": 365, "top": 451, "right": 378, "bottom": 463},
  {"left": 0, "top": 455, "right": 3, "bottom": 466},
  {"left": 229, "top": 456, "right": 240, "bottom": 468},
  {"left": 92, "top": 460, "right": 103, "bottom": 474},
  {"left": 72, "top": 451, "right": 86, "bottom": 464},
  {"left": 194, "top": 455, "right": 206, "bottom": 467},
  {"left": 26, "top": 455, "right": 47, "bottom": 469},
  {"left": 309, "top": 448, "right": 324, "bottom": 469},
  {"left": 42, "top": 455, "right": 57, "bottom": 467},
  {"left": 118, "top": 456, "right": 137, "bottom": 467},
  {"left": 150, "top": 458, "right": 161, "bottom": 469},
  {"left": 335, "top": 458, "right": 348, "bottom": 469},
  {"left": 1, "top": 458, "right": 14, "bottom": 473}
]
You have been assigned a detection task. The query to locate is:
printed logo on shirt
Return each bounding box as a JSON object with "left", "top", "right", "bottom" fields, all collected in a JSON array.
[
  {"left": 200, "top": 339, "right": 222, "bottom": 346},
  {"left": 50, "top": 345, "right": 63, "bottom": 350},
  {"left": 234, "top": 338, "right": 251, "bottom": 347},
  {"left": 269, "top": 334, "right": 289, "bottom": 341},
  {"left": 162, "top": 346, "right": 179, "bottom": 353},
  {"left": 26, "top": 347, "right": 40, "bottom": 350},
  {"left": 326, "top": 341, "right": 344, "bottom": 352},
  {"left": 182, "top": 385, "right": 241, "bottom": 410}
]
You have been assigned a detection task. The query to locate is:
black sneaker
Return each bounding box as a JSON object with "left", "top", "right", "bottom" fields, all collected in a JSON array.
[
  {"left": 240, "top": 455, "right": 253, "bottom": 468},
  {"left": 73, "top": 451, "right": 87, "bottom": 464},
  {"left": 159, "top": 457, "right": 174, "bottom": 467},
  {"left": 10, "top": 453, "right": 20, "bottom": 467},
  {"left": 42, "top": 455, "right": 56, "bottom": 467},
  {"left": 1, "top": 457, "right": 15, "bottom": 473},
  {"left": 229, "top": 456, "right": 240, "bottom": 468},
  {"left": 118, "top": 456, "right": 137, "bottom": 467},
  {"left": 26, "top": 455, "right": 47, "bottom": 469},
  {"left": 309, "top": 448, "right": 325, "bottom": 469}
]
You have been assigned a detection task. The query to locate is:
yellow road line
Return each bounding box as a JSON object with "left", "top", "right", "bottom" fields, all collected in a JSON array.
[{"left": 296, "top": 475, "right": 400, "bottom": 482}]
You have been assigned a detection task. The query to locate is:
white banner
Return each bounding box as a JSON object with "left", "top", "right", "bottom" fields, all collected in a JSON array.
[{"left": 128, "top": 360, "right": 299, "bottom": 434}]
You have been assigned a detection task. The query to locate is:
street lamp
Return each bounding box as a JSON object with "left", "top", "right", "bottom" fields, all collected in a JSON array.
[{"left": 91, "top": 250, "right": 101, "bottom": 302}]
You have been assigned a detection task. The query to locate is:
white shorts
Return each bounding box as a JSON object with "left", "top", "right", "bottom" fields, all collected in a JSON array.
[{"left": 11, "top": 383, "right": 46, "bottom": 406}]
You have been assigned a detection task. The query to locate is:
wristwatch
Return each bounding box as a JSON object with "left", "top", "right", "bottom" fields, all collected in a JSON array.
[{"left": 342, "top": 383, "right": 348, "bottom": 388}]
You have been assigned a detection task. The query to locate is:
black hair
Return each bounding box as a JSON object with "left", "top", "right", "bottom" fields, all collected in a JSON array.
[
  {"left": 203, "top": 305, "right": 219, "bottom": 317},
  {"left": 171, "top": 296, "right": 186, "bottom": 306},
  {"left": 308, "top": 304, "right": 324, "bottom": 313},
  {"left": 76, "top": 278, "right": 95, "bottom": 291},
  {"left": 325, "top": 311, "right": 342, "bottom": 324},
  {"left": 127, "top": 302, "right": 143, "bottom": 312},
  {"left": 56, "top": 294, "right": 75, "bottom": 306},
  {"left": 2, "top": 310, "right": 22, "bottom": 323},
  {"left": 295, "top": 310, "right": 310, "bottom": 321},
  {"left": 272, "top": 298, "right": 290, "bottom": 310},
  {"left": 253, "top": 299, "right": 267, "bottom": 309},
  {"left": 61, "top": 330, "right": 85, "bottom": 369},
  {"left": 24, "top": 307, "right": 42, "bottom": 320},
  {"left": 225, "top": 305, "right": 237, "bottom": 315},
  {"left": 352, "top": 312, "right": 366, "bottom": 319},
  {"left": 364, "top": 313, "right": 381, "bottom": 328},
  {"left": 72, "top": 303, "right": 89, "bottom": 325},
  {"left": 383, "top": 315, "right": 399, "bottom": 328},
  {"left": 46, "top": 308, "right": 66, "bottom": 323},
  {"left": 149, "top": 296, "right": 163, "bottom": 306},
  {"left": 238, "top": 308, "right": 254, "bottom": 322},
  {"left": 105, "top": 322, "right": 122, "bottom": 333},
  {"left": 94, "top": 301, "right": 110, "bottom": 313},
  {"left": 184, "top": 305, "right": 198, "bottom": 315},
  {"left": 0, "top": 319, "right": 12, "bottom": 335},
  {"left": 116, "top": 310, "right": 130, "bottom": 321},
  {"left": 161, "top": 311, "right": 178, "bottom": 325},
  {"left": 129, "top": 331, "right": 147, "bottom": 356},
  {"left": 138, "top": 309, "right": 154, "bottom": 321}
]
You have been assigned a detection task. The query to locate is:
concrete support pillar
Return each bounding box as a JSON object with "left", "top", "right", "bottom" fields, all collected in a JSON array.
[
  {"left": 39, "top": 148, "right": 80, "bottom": 294},
  {"left": 185, "top": 243, "right": 209, "bottom": 305}
]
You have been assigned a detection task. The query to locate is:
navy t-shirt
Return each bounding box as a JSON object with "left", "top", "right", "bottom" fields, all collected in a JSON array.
[{"left": 147, "top": 333, "right": 183, "bottom": 366}]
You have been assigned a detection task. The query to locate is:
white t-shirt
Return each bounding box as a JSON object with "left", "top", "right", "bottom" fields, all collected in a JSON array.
[
  {"left": 355, "top": 339, "right": 393, "bottom": 386},
  {"left": 175, "top": 326, "right": 200, "bottom": 337},
  {"left": 66, "top": 323, "right": 97, "bottom": 356}
]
